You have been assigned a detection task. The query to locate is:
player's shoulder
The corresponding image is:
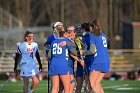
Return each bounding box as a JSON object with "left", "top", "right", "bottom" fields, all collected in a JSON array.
[
  {"left": 64, "top": 38, "right": 71, "bottom": 42},
  {"left": 32, "top": 42, "right": 38, "bottom": 46},
  {"left": 18, "top": 42, "right": 25, "bottom": 47},
  {"left": 83, "top": 32, "right": 90, "bottom": 36},
  {"left": 17, "top": 42, "right": 26, "bottom": 49},
  {"left": 100, "top": 33, "right": 107, "bottom": 39},
  {"left": 48, "top": 34, "right": 53, "bottom": 39}
]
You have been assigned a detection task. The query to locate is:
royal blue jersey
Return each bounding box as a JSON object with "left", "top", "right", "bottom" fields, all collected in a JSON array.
[
  {"left": 83, "top": 32, "right": 92, "bottom": 50},
  {"left": 46, "top": 33, "right": 57, "bottom": 45},
  {"left": 90, "top": 33, "right": 110, "bottom": 64},
  {"left": 48, "top": 37, "right": 75, "bottom": 75},
  {"left": 82, "top": 32, "right": 94, "bottom": 75}
]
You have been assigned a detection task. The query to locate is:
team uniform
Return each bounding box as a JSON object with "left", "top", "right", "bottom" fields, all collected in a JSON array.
[
  {"left": 45, "top": 33, "right": 58, "bottom": 46},
  {"left": 90, "top": 33, "right": 110, "bottom": 72},
  {"left": 67, "top": 38, "right": 75, "bottom": 75},
  {"left": 17, "top": 42, "right": 39, "bottom": 77},
  {"left": 45, "top": 33, "right": 58, "bottom": 69},
  {"left": 82, "top": 32, "right": 94, "bottom": 76},
  {"left": 48, "top": 37, "right": 75, "bottom": 75}
]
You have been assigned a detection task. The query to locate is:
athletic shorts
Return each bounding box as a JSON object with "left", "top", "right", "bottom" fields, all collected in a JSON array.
[
  {"left": 20, "top": 62, "right": 38, "bottom": 77},
  {"left": 89, "top": 62, "right": 110, "bottom": 73},
  {"left": 48, "top": 59, "right": 69, "bottom": 76},
  {"left": 76, "top": 62, "right": 83, "bottom": 77},
  {"left": 68, "top": 59, "right": 74, "bottom": 75}
]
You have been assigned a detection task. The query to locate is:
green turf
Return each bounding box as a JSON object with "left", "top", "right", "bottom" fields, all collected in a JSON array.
[
  {"left": 102, "top": 80, "right": 140, "bottom": 93},
  {"left": 0, "top": 79, "right": 140, "bottom": 93}
]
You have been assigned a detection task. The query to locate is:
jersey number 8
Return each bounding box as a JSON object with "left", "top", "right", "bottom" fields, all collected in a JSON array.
[{"left": 53, "top": 43, "right": 62, "bottom": 54}]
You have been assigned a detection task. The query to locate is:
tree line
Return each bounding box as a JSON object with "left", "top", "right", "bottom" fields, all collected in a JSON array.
[{"left": 0, "top": 0, "right": 140, "bottom": 48}]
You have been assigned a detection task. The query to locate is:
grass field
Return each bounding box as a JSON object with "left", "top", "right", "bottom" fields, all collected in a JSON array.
[{"left": 0, "top": 79, "right": 140, "bottom": 93}]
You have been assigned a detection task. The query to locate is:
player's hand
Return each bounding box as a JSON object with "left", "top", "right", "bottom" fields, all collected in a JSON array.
[
  {"left": 14, "top": 67, "right": 20, "bottom": 76},
  {"left": 14, "top": 67, "right": 18, "bottom": 73},
  {"left": 39, "top": 65, "right": 43, "bottom": 71},
  {"left": 79, "top": 59, "right": 85, "bottom": 67},
  {"left": 59, "top": 41, "right": 66, "bottom": 47},
  {"left": 80, "top": 50, "right": 84, "bottom": 56}
]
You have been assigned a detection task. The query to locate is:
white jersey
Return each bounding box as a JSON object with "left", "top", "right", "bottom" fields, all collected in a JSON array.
[{"left": 17, "top": 42, "right": 39, "bottom": 77}]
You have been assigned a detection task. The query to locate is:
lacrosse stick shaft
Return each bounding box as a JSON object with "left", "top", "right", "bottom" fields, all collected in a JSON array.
[{"left": 0, "top": 73, "right": 15, "bottom": 91}]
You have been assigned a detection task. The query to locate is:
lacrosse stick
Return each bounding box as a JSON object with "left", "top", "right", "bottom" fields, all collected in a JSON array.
[{"left": 0, "top": 72, "right": 15, "bottom": 91}]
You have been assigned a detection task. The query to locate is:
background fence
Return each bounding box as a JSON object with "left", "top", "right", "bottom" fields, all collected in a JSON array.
[{"left": 0, "top": 49, "right": 140, "bottom": 79}]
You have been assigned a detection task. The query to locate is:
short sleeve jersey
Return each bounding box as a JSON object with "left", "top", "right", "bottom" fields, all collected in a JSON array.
[
  {"left": 46, "top": 34, "right": 57, "bottom": 45},
  {"left": 83, "top": 32, "right": 93, "bottom": 50},
  {"left": 50, "top": 37, "right": 74, "bottom": 59},
  {"left": 17, "top": 42, "right": 39, "bottom": 65},
  {"left": 90, "top": 33, "right": 110, "bottom": 63},
  {"left": 48, "top": 37, "right": 75, "bottom": 75}
]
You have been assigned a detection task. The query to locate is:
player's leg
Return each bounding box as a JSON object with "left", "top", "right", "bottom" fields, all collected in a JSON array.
[
  {"left": 75, "top": 77, "right": 83, "bottom": 93},
  {"left": 51, "top": 75, "right": 59, "bottom": 93},
  {"left": 30, "top": 75, "right": 39, "bottom": 91},
  {"left": 96, "top": 72, "right": 105, "bottom": 93},
  {"left": 70, "top": 75, "right": 75, "bottom": 93},
  {"left": 85, "top": 75, "right": 91, "bottom": 93},
  {"left": 89, "top": 70, "right": 100, "bottom": 93},
  {"left": 75, "top": 64, "right": 84, "bottom": 93},
  {"left": 22, "top": 76, "right": 30, "bottom": 93},
  {"left": 58, "top": 79, "right": 64, "bottom": 93},
  {"left": 60, "top": 74, "right": 70, "bottom": 93}
]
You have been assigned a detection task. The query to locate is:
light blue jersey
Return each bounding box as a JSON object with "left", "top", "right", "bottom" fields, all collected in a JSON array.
[{"left": 17, "top": 42, "right": 39, "bottom": 77}]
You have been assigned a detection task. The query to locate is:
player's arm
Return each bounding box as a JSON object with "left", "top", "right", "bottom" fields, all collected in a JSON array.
[
  {"left": 14, "top": 52, "right": 22, "bottom": 73},
  {"left": 83, "top": 44, "right": 96, "bottom": 56},
  {"left": 69, "top": 47, "right": 77, "bottom": 56},
  {"left": 47, "top": 49, "right": 52, "bottom": 60},
  {"left": 14, "top": 45, "right": 22, "bottom": 73},
  {"left": 66, "top": 42, "right": 76, "bottom": 47},
  {"left": 70, "top": 53, "right": 85, "bottom": 67},
  {"left": 59, "top": 41, "right": 76, "bottom": 47},
  {"left": 44, "top": 42, "right": 51, "bottom": 59},
  {"left": 36, "top": 50, "right": 42, "bottom": 71}
]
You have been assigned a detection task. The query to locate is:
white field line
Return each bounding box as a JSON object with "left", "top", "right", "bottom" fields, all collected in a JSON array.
[
  {"left": 103, "top": 84, "right": 129, "bottom": 89},
  {"left": 115, "top": 87, "right": 134, "bottom": 90}
]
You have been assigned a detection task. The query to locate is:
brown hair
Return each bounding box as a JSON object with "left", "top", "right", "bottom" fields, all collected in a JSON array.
[
  {"left": 23, "top": 31, "right": 33, "bottom": 41},
  {"left": 89, "top": 18, "right": 101, "bottom": 36},
  {"left": 67, "top": 25, "right": 75, "bottom": 33}
]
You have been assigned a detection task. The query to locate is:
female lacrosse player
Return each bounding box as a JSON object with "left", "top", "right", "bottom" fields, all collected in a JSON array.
[
  {"left": 58, "top": 26, "right": 85, "bottom": 93},
  {"left": 44, "top": 22, "right": 64, "bottom": 93},
  {"left": 89, "top": 19, "right": 110, "bottom": 93},
  {"left": 74, "top": 24, "right": 86, "bottom": 93},
  {"left": 81, "top": 22, "right": 96, "bottom": 93},
  {"left": 48, "top": 28, "right": 77, "bottom": 93},
  {"left": 14, "top": 31, "right": 42, "bottom": 93},
  {"left": 67, "top": 26, "right": 85, "bottom": 93}
]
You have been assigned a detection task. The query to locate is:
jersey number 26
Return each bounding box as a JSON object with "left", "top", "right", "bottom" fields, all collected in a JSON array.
[{"left": 52, "top": 43, "right": 62, "bottom": 54}]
